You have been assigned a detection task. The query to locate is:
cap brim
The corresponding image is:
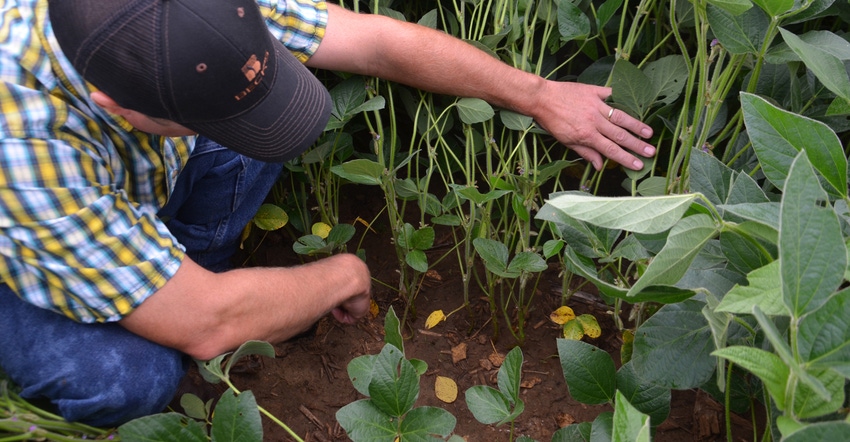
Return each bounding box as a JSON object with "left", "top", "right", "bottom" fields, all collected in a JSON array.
[{"left": 186, "top": 38, "right": 331, "bottom": 162}]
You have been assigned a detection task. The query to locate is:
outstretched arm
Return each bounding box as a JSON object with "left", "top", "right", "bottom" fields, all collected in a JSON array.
[{"left": 306, "top": 4, "right": 655, "bottom": 171}]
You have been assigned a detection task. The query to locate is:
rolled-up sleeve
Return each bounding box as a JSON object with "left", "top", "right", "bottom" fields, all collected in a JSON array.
[{"left": 258, "top": 0, "right": 328, "bottom": 62}]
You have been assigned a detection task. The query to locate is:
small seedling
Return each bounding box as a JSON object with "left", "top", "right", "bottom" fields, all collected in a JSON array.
[
  {"left": 337, "top": 307, "right": 456, "bottom": 441},
  {"left": 465, "top": 346, "right": 525, "bottom": 441}
]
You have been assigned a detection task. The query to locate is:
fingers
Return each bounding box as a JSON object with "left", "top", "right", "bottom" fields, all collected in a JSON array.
[{"left": 585, "top": 107, "right": 655, "bottom": 171}]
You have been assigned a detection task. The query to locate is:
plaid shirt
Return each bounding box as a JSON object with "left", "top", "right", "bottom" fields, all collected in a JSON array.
[{"left": 0, "top": 0, "right": 327, "bottom": 323}]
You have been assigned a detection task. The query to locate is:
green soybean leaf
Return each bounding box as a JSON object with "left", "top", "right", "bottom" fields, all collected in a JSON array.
[
  {"left": 556, "top": 339, "right": 616, "bottom": 404},
  {"left": 409, "top": 226, "right": 435, "bottom": 251},
  {"left": 474, "top": 238, "right": 520, "bottom": 278},
  {"left": 398, "top": 406, "right": 457, "bottom": 440},
  {"left": 452, "top": 184, "right": 510, "bottom": 206},
  {"left": 465, "top": 385, "right": 512, "bottom": 424},
  {"left": 644, "top": 55, "right": 689, "bottom": 107},
  {"left": 405, "top": 249, "right": 428, "bottom": 273},
  {"left": 612, "top": 391, "right": 651, "bottom": 442},
  {"left": 348, "top": 354, "right": 377, "bottom": 397},
  {"left": 119, "top": 413, "right": 208, "bottom": 442},
  {"left": 712, "top": 346, "right": 789, "bottom": 410},
  {"left": 252, "top": 204, "right": 288, "bottom": 231},
  {"left": 331, "top": 159, "right": 385, "bottom": 185},
  {"left": 589, "top": 412, "right": 614, "bottom": 442},
  {"left": 384, "top": 308, "right": 404, "bottom": 355},
  {"left": 292, "top": 234, "right": 327, "bottom": 256},
  {"left": 497, "top": 347, "right": 523, "bottom": 405},
  {"left": 564, "top": 247, "right": 696, "bottom": 304},
  {"left": 793, "top": 367, "right": 845, "bottom": 419},
  {"left": 556, "top": 0, "right": 590, "bottom": 42},
  {"left": 706, "top": 4, "right": 770, "bottom": 55},
  {"left": 798, "top": 286, "right": 850, "bottom": 370},
  {"left": 500, "top": 110, "right": 535, "bottom": 131},
  {"left": 779, "top": 28, "right": 850, "bottom": 102},
  {"left": 627, "top": 215, "right": 718, "bottom": 298},
  {"left": 179, "top": 393, "right": 208, "bottom": 421},
  {"left": 780, "top": 154, "right": 845, "bottom": 317},
  {"left": 743, "top": 94, "right": 848, "bottom": 199},
  {"left": 706, "top": 0, "right": 753, "bottom": 15},
  {"left": 719, "top": 230, "right": 773, "bottom": 275},
  {"left": 615, "top": 362, "right": 671, "bottom": 426},
  {"left": 719, "top": 202, "right": 780, "bottom": 230},
  {"left": 211, "top": 390, "right": 262, "bottom": 442},
  {"left": 325, "top": 77, "right": 369, "bottom": 130},
  {"left": 611, "top": 59, "right": 654, "bottom": 119},
  {"left": 596, "top": 0, "right": 624, "bottom": 29},
  {"left": 551, "top": 422, "right": 592, "bottom": 442},
  {"left": 336, "top": 400, "right": 397, "bottom": 442},
  {"left": 456, "top": 98, "right": 494, "bottom": 124},
  {"left": 766, "top": 30, "right": 850, "bottom": 64},
  {"left": 539, "top": 192, "right": 698, "bottom": 234},
  {"left": 689, "top": 148, "right": 734, "bottom": 207},
  {"left": 224, "top": 341, "right": 275, "bottom": 378},
  {"left": 369, "top": 345, "right": 419, "bottom": 417},
  {"left": 751, "top": 0, "right": 793, "bottom": 15},
  {"left": 716, "top": 261, "right": 788, "bottom": 316},
  {"left": 507, "top": 251, "right": 548, "bottom": 274},
  {"left": 327, "top": 224, "right": 356, "bottom": 247},
  {"left": 632, "top": 300, "right": 715, "bottom": 389},
  {"left": 783, "top": 421, "right": 850, "bottom": 442}
]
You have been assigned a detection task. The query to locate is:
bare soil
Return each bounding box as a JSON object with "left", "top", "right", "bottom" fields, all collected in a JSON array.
[{"left": 229, "top": 186, "right": 759, "bottom": 442}]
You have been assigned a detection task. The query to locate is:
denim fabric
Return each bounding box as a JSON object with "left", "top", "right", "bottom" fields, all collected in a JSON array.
[{"left": 0, "top": 137, "right": 284, "bottom": 426}]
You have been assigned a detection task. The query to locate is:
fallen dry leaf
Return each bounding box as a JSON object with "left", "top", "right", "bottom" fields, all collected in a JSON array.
[
  {"left": 556, "top": 412, "right": 576, "bottom": 428},
  {"left": 479, "top": 358, "right": 493, "bottom": 371},
  {"left": 369, "top": 299, "right": 380, "bottom": 318},
  {"left": 520, "top": 376, "right": 542, "bottom": 389},
  {"left": 488, "top": 352, "right": 505, "bottom": 367},
  {"left": 434, "top": 376, "right": 458, "bottom": 403},
  {"left": 451, "top": 342, "right": 468, "bottom": 364},
  {"left": 425, "top": 269, "right": 443, "bottom": 281}
]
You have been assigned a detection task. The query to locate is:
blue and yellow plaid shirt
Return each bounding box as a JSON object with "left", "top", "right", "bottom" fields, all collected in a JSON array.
[{"left": 0, "top": 0, "right": 327, "bottom": 323}]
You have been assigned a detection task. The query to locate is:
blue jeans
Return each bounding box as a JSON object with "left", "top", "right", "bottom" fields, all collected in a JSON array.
[{"left": 0, "top": 138, "right": 284, "bottom": 426}]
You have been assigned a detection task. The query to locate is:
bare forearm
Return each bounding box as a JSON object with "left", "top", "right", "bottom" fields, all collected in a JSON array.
[
  {"left": 309, "top": 5, "right": 544, "bottom": 116},
  {"left": 120, "top": 254, "right": 371, "bottom": 360}
]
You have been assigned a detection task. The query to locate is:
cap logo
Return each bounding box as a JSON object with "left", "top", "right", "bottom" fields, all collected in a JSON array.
[{"left": 235, "top": 51, "right": 269, "bottom": 101}]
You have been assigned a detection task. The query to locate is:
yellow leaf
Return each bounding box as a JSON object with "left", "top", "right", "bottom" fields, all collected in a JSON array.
[
  {"left": 369, "top": 299, "right": 380, "bottom": 318},
  {"left": 312, "top": 222, "right": 332, "bottom": 239},
  {"left": 550, "top": 306, "right": 576, "bottom": 325},
  {"left": 425, "top": 310, "right": 447, "bottom": 329},
  {"left": 435, "top": 376, "right": 458, "bottom": 403},
  {"left": 621, "top": 330, "right": 635, "bottom": 364},
  {"left": 576, "top": 314, "right": 601, "bottom": 338},
  {"left": 239, "top": 222, "right": 252, "bottom": 250},
  {"left": 562, "top": 320, "right": 584, "bottom": 340}
]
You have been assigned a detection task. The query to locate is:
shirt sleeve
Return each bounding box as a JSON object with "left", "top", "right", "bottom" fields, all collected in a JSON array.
[
  {"left": 0, "top": 2, "right": 187, "bottom": 323},
  {"left": 257, "top": 0, "right": 328, "bottom": 63}
]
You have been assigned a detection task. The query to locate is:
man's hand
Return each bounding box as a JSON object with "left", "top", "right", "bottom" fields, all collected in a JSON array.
[{"left": 531, "top": 81, "right": 655, "bottom": 171}]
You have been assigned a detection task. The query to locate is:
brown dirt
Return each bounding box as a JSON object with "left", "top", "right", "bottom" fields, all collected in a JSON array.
[{"left": 228, "top": 186, "right": 759, "bottom": 442}]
